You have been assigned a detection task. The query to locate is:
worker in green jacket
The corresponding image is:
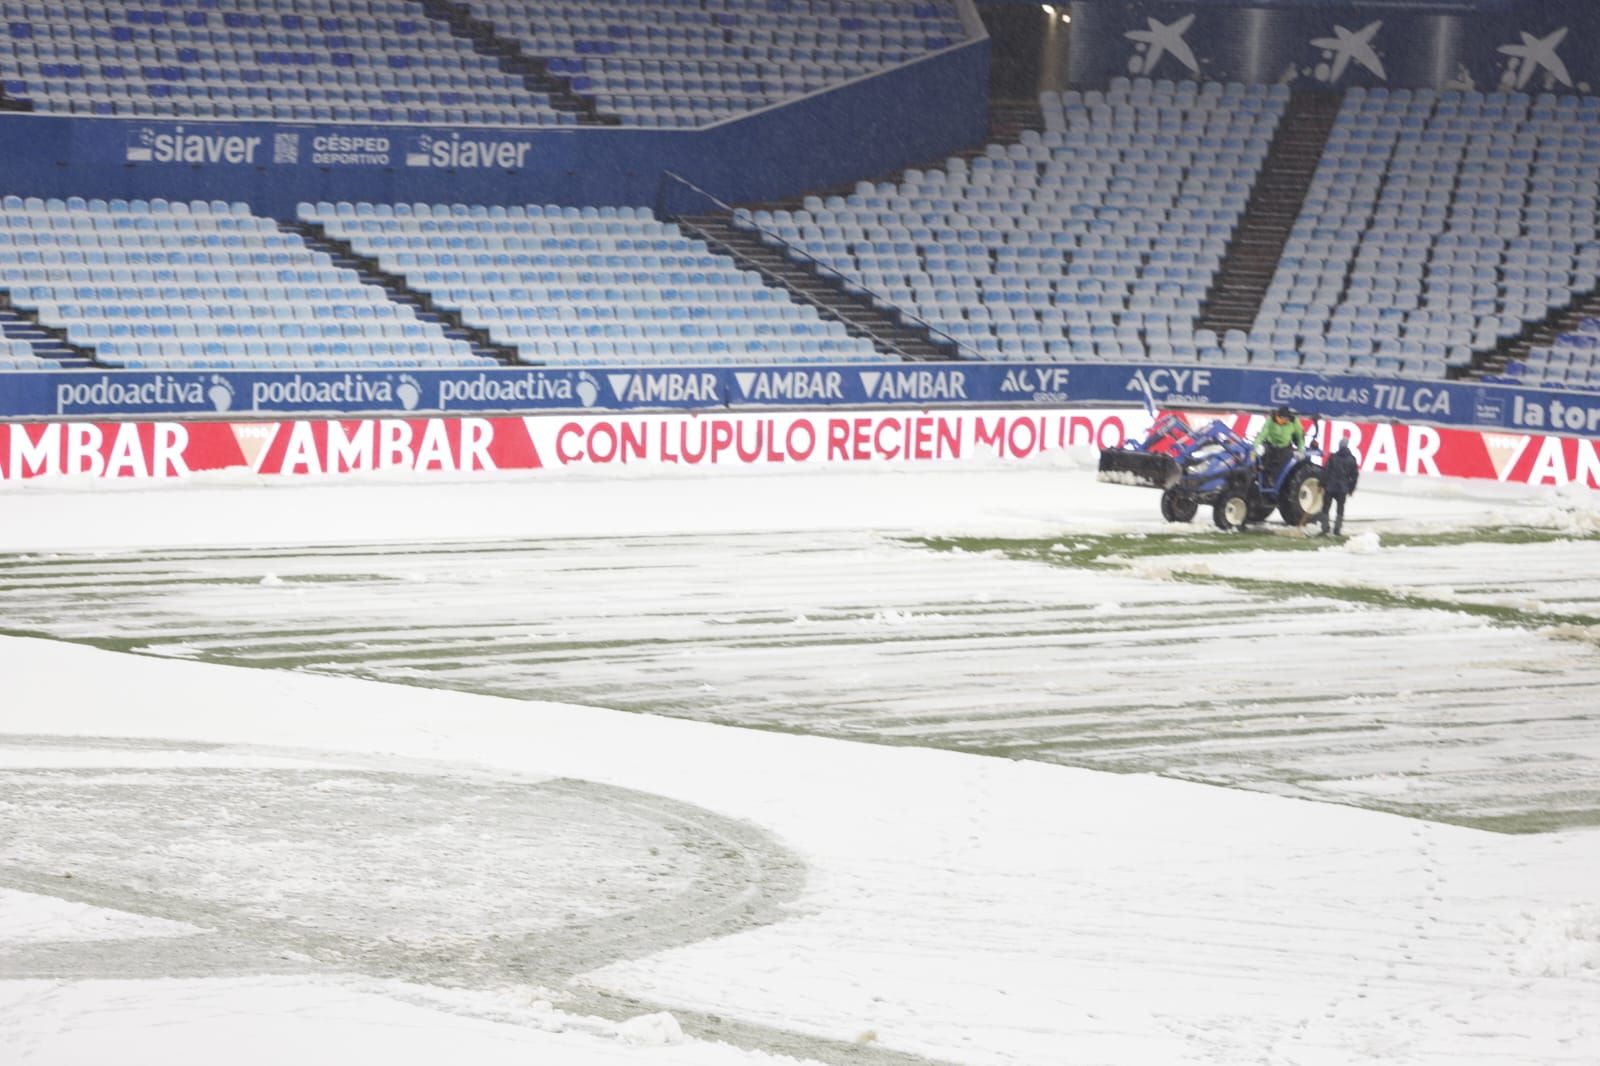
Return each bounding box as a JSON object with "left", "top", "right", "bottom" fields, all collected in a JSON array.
[{"left": 1254, "top": 405, "right": 1305, "bottom": 482}]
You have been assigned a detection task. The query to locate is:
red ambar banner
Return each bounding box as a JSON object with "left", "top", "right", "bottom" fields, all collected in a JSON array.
[
  {"left": 0, "top": 417, "right": 542, "bottom": 480},
  {"left": 0, "top": 410, "right": 1141, "bottom": 482},
  {"left": 2, "top": 409, "right": 1599, "bottom": 489},
  {"left": 1204, "top": 412, "right": 1600, "bottom": 488}
]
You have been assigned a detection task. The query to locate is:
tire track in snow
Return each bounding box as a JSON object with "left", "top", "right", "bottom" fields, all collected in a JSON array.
[
  {"left": 0, "top": 738, "right": 953, "bottom": 1066},
  {"left": 3, "top": 532, "right": 1600, "bottom": 829}
]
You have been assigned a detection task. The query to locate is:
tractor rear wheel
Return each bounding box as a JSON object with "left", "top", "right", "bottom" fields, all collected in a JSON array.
[
  {"left": 1161, "top": 488, "right": 1198, "bottom": 523},
  {"left": 1212, "top": 492, "right": 1250, "bottom": 531},
  {"left": 1279, "top": 465, "right": 1326, "bottom": 526}
]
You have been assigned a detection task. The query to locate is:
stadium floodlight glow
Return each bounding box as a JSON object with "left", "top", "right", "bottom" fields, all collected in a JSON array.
[
  {"left": 1041, "top": 4, "right": 1055, "bottom": 14},
  {"left": 1062, "top": 12, "right": 1071, "bottom": 23}
]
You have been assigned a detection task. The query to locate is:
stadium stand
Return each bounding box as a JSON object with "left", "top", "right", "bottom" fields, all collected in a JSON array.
[
  {"left": 0, "top": 0, "right": 966, "bottom": 127},
  {"left": 5, "top": 40, "right": 1600, "bottom": 386},
  {"left": 1254, "top": 87, "right": 1600, "bottom": 381},
  {"left": 712, "top": 80, "right": 1600, "bottom": 384},
  {"left": 461, "top": 0, "right": 967, "bottom": 126},
  {"left": 0, "top": 298, "right": 85, "bottom": 366},
  {"left": 0, "top": 0, "right": 568, "bottom": 124},
  {"left": 1520, "top": 318, "right": 1600, "bottom": 390},
  {"left": 0, "top": 337, "right": 31, "bottom": 367},
  {"left": 0, "top": 193, "right": 889, "bottom": 369},
  {"left": 295, "top": 201, "right": 882, "bottom": 365},
  {"left": 737, "top": 79, "right": 1286, "bottom": 363},
  {"left": 0, "top": 195, "right": 490, "bottom": 368}
]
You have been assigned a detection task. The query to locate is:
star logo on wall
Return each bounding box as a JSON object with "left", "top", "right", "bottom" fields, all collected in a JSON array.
[
  {"left": 1125, "top": 14, "right": 1200, "bottom": 77},
  {"left": 1310, "top": 20, "right": 1386, "bottom": 83},
  {"left": 1498, "top": 28, "right": 1572, "bottom": 90}
]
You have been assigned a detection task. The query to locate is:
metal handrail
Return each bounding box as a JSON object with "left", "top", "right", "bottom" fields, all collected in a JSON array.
[
  {"left": 656, "top": 171, "right": 975, "bottom": 361},
  {"left": 676, "top": 216, "right": 926, "bottom": 361}
]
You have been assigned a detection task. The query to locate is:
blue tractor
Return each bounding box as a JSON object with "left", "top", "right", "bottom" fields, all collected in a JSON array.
[{"left": 1098, "top": 413, "right": 1326, "bottom": 530}]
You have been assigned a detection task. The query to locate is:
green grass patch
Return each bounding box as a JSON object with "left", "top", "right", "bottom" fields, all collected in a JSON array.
[
  {"left": 913, "top": 525, "right": 1598, "bottom": 569},
  {"left": 912, "top": 527, "right": 1600, "bottom": 629},
  {"left": 1377, "top": 527, "right": 1600, "bottom": 549},
  {"left": 1172, "top": 571, "right": 1600, "bottom": 627}
]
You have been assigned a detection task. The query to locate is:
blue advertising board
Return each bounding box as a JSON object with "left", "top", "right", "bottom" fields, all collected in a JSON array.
[
  {"left": 4, "top": 361, "right": 1598, "bottom": 439},
  {"left": 0, "top": 39, "right": 989, "bottom": 215}
]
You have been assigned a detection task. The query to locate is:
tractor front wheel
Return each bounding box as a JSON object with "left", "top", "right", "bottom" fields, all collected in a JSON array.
[
  {"left": 1161, "top": 488, "right": 1199, "bottom": 523},
  {"left": 1279, "top": 465, "right": 1326, "bottom": 526},
  {"left": 1213, "top": 492, "right": 1250, "bottom": 531}
]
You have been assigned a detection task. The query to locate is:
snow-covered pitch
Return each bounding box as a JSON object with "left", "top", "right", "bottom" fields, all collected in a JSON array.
[{"left": 2, "top": 454, "right": 1599, "bottom": 1066}]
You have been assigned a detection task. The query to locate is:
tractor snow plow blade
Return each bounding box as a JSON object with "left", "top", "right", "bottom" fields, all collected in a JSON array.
[{"left": 1097, "top": 449, "right": 1180, "bottom": 489}]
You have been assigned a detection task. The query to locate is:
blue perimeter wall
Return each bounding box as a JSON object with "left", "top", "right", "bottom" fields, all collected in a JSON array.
[
  {"left": 0, "top": 40, "right": 989, "bottom": 215},
  {"left": 6, "top": 361, "right": 1597, "bottom": 438}
]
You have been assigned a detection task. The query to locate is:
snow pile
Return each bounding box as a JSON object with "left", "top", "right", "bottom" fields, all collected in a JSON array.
[
  {"left": 521, "top": 999, "right": 568, "bottom": 1033},
  {"left": 1311, "top": 775, "right": 1413, "bottom": 798},
  {"left": 1096, "top": 469, "right": 1159, "bottom": 487},
  {"left": 1514, "top": 907, "right": 1600, "bottom": 978},
  {"left": 859, "top": 609, "right": 919, "bottom": 626},
  {"left": 616, "top": 1012, "right": 684, "bottom": 1047},
  {"left": 0, "top": 887, "right": 200, "bottom": 944},
  {"left": 1123, "top": 557, "right": 1213, "bottom": 580},
  {"left": 1340, "top": 531, "right": 1383, "bottom": 553},
  {"left": 1483, "top": 484, "right": 1600, "bottom": 535},
  {"left": 1547, "top": 503, "right": 1600, "bottom": 536},
  {"left": 1541, "top": 623, "right": 1600, "bottom": 649}
]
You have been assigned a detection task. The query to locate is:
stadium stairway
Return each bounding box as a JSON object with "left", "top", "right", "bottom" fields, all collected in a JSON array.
[
  {"left": 982, "top": 97, "right": 1048, "bottom": 149},
  {"left": 278, "top": 220, "right": 520, "bottom": 365},
  {"left": 0, "top": 290, "right": 97, "bottom": 367},
  {"left": 414, "top": 0, "right": 620, "bottom": 125},
  {"left": 1459, "top": 281, "right": 1600, "bottom": 380},
  {"left": 675, "top": 213, "right": 960, "bottom": 361},
  {"left": 1197, "top": 89, "right": 1343, "bottom": 338},
  {"left": 0, "top": 81, "right": 29, "bottom": 112}
]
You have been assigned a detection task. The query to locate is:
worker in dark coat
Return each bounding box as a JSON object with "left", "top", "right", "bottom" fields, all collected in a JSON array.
[{"left": 1320, "top": 439, "right": 1360, "bottom": 536}]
